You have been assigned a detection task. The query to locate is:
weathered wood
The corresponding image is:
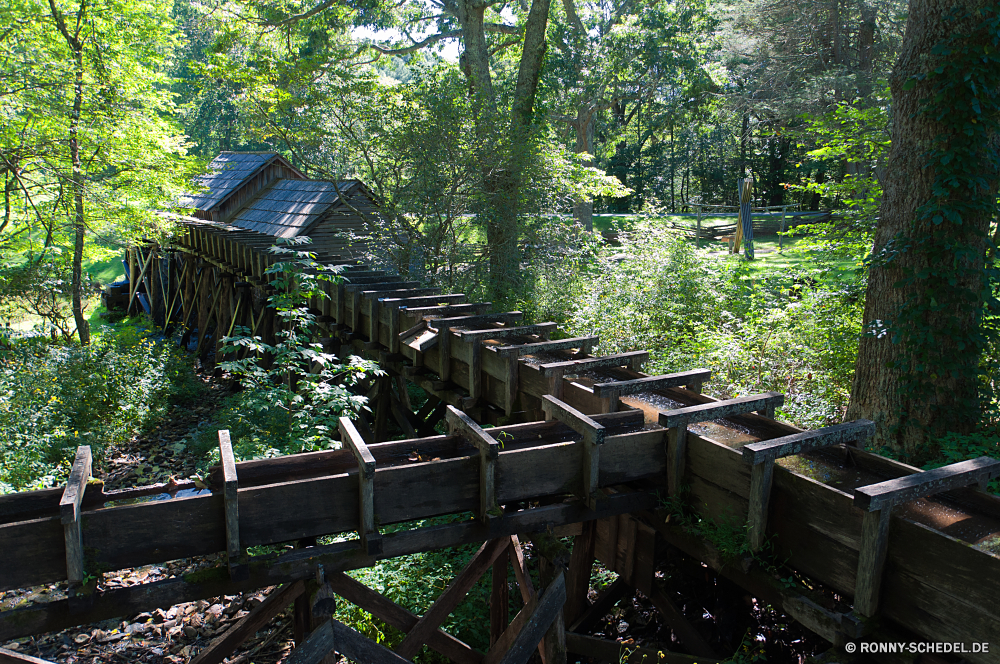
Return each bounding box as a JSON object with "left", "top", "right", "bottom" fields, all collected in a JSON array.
[
  {"left": 338, "top": 417, "right": 382, "bottom": 555},
  {"left": 747, "top": 460, "right": 775, "bottom": 551},
  {"left": 658, "top": 392, "right": 785, "bottom": 428},
  {"left": 445, "top": 406, "right": 499, "bottom": 518},
  {"left": 458, "top": 323, "right": 557, "bottom": 341},
  {"left": 0, "top": 648, "right": 58, "bottom": 664},
  {"left": 540, "top": 351, "right": 647, "bottom": 376},
  {"left": 326, "top": 572, "right": 483, "bottom": 664},
  {"left": 491, "top": 545, "right": 510, "bottom": 647},
  {"left": 568, "top": 577, "right": 629, "bottom": 633},
  {"left": 60, "top": 446, "right": 91, "bottom": 584},
  {"left": 541, "top": 395, "right": 605, "bottom": 508},
  {"left": 854, "top": 456, "right": 1000, "bottom": 512},
  {"left": 742, "top": 420, "right": 875, "bottom": 465},
  {"left": 647, "top": 585, "right": 716, "bottom": 658},
  {"left": 592, "top": 369, "right": 712, "bottom": 410},
  {"left": 496, "top": 336, "right": 598, "bottom": 358},
  {"left": 485, "top": 572, "right": 566, "bottom": 664},
  {"left": 667, "top": 423, "right": 688, "bottom": 497},
  {"left": 853, "top": 508, "right": 890, "bottom": 617},
  {"left": 395, "top": 538, "right": 509, "bottom": 659},
  {"left": 218, "top": 431, "right": 244, "bottom": 579},
  {"left": 564, "top": 521, "right": 597, "bottom": 626},
  {"left": 287, "top": 618, "right": 411, "bottom": 664},
  {"left": 426, "top": 311, "right": 524, "bottom": 331},
  {"left": 190, "top": 581, "right": 306, "bottom": 664}
]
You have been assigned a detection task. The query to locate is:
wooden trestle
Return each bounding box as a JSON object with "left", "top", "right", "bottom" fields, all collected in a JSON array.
[{"left": 3, "top": 218, "right": 1000, "bottom": 663}]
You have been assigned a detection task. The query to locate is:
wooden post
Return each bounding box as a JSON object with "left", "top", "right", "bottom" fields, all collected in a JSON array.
[
  {"left": 540, "top": 395, "right": 605, "bottom": 509},
  {"left": 60, "top": 446, "right": 92, "bottom": 584},
  {"left": 218, "top": 430, "right": 246, "bottom": 580},
  {"left": 779, "top": 205, "right": 787, "bottom": 251},
  {"left": 339, "top": 417, "right": 382, "bottom": 555},
  {"left": 852, "top": 456, "right": 1000, "bottom": 616},
  {"left": 445, "top": 406, "right": 499, "bottom": 519},
  {"left": 696, "top": 204, "right": 702, "bottom": 248},
  {"left": 564, "top": 521, "right": 597, "bottom": 626}
]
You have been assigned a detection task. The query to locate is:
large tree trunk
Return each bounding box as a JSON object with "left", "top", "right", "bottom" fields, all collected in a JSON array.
[
  {"left": 455, "top": 0, "right": 551, "bottom": 302},
  {"left": 846, "top": 0, "right": 1000, "bottom": 459},
  {"left": 571, "top": 107, "right": 595, "bottom": 231}
]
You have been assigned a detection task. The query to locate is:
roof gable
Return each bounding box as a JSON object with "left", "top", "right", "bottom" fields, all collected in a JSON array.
[{"left": 183, "top": 152, "right": 303, "bottom": 212}]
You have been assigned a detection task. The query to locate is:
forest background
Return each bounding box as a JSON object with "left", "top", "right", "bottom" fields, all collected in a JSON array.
[{"left": 1, "top": 0, "right": 999, "bottom": 490}]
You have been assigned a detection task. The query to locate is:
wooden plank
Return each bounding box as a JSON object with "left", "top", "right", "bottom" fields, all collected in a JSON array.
[
  {"left": 742, "top": 420, "right": 875, "bottom": 465},
  {"left": 190, "top": 581, "right": 306, "bottom": 664},
  {"left": 539, "top": 351, "right": 647, "bottom": 375},
  {"left": 427, "top": 311, "right": 524, "bottom": 330},
  {"left": 593, "top": 369, "right": 712, "bottom": 409},
  {"left": 486, "top": 572, "right": 566, "bottom": 664},
  {"left": 381, "top": 293, "right": 466, "bottom": 308},
  {"left": 497, "top": 336, "right": 599, "bottom": 358},
  {"left": 446, "top": 406, "right": 499, "bottom": 518},
  {"left": 853, "top": 507, "right": 890, "bottom": 617},
  {"left": 458, "top": 323, "right": 557, "bottom": 341},
  {"left": 854, "top": 456, "right": 1000, "bottom": 512},
  {"left": 339, "top": 417, "right": 382, "bottom": 554},
  {"left": 218, "top": 431, "right": 244, "bottom": 579},
  {"left": 564, "top": 521, "right": 597, "bottom": 626},
  {"left": 60, "top": 446, "right": 91, "bottom": 583},
  {"left": 565, "top": 633, "right": 720, "bottom": 664},
  {"left": 568, "top": 577, "right": 629, "bottom": 633},
  {"left": 286, "top": 618, "right": 411, "bottom": 664},
  {"left": 0, "top": 648, "right": 58, "bottom": 664},
  {"left": 326, "top": 572, "right": 483, "bottom": 664},
  {"left": 402, "top": 303, "right": 492, "bottom": 317},
  {"left": 491, "top": 545, "right": 510, "bottom": 647},
  {"left": 658, "top": 392, "right": 785, "bottom": 427},
  {"left": 395, "top": 538, "right": 509, "bottom": 659}
]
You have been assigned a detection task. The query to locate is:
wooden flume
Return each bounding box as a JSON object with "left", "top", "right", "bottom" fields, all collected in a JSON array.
[{"left": 3, "top": 219, "right": 1000, "bottom": 663}]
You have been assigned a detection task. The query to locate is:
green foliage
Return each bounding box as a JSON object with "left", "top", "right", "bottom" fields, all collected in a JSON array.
[
  {"left": 202, "top": 239, "right": 379, "bottom": 462},
  {"left": 562, "top": 225, "right": 862, "bottom": 428},
  {"left": 0, "top": 321, "right": 204, "bottom": 493}
]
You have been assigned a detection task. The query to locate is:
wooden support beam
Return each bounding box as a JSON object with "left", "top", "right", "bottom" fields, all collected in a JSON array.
[
  {"left": 540, "top": 351, "right": 647, "bottom": 376},
  {"left": 540, "top": 396, "right": 605, "bottom": 509},
  {"left": 338, "top": 417, "right": 382, "bottom": 555},
  {"left": 496, "top": 336, "right": 599, "bottom": 359},
  {"left": 395, "top": 538, "right": 509, "bottom": 659},
  {"left": 381, "top": 294, "right": 466, "bottom": 308},
  {"left": 287, "top": 618, "right": 411, "bottom": 664},
  {"left": 403, "top": 303, "right": 492, "bottom": 318},
  {"left": 568, "top": 577, "right": 629, "bottom": 633},
  {"left": 189, "top": 581, "right": 306, "bottom": 664},
  {"left": 60, "top": 446, "right": 91, "bottom": 584},
  {"left": 742, "top": 420, "right": 875, "bottom": 551},
  {"left": 326, "top": 572, "right": 483, "bottom": 664},
  {"left": 445, "top": 406, "right": 499, "bottom": 518},
  {"left": 593, "top": 369, "right": 712, "bottom": 411},
  {"left": 426, "top": 311, "right": 524, "bottom": 331},
  {"left": 484, "top": 572, "right": 567, "bottom": 664},
  {"left": 659, "top": 392, "right": 784, "bottom": 496},
  {"left": 564, "top": 521, "right": 597, "bottom": 626},
  {"left": 490, "top": 545, "right": 510, "bottom": 648},
  {"left": 647, "top": 585, "right": 716, "bottom": 658},
  {"left": 218, "top": 430, "right": 245, "bottom": 580},
  {"left": 852, "top": 456, "right": 1000, "bottom": 617}
]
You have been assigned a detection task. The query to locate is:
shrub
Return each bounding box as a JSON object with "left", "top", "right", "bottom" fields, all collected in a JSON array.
[{"left": 0, "top": 321, "right": 203, "bottom": 492}]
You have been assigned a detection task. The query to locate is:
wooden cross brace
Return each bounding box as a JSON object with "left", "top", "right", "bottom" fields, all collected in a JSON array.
[
  {"left": 851, "top": 456, "right": 1000, "bottom": 617},
  {"left": 592, "top": 368, "right": 712, "bottom": 412},
  {"left": 338, "top": 417, "right": 383, "bottom": 555},
  {"left": 60, "top": 446, "right": 92, "bottom": 584},
  {"left": 218, "top": 430, "right": 247, "bottom": 581},
  {"left": 540, "top": 351, "right": 646, "bottom": 400},
  {"left": 445, "top": 407, "right": 499, "bottom": 519}
]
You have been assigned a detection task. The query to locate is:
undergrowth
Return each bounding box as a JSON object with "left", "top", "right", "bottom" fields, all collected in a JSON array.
[{"left": 0, "top": 320, "right": 204, "bottom": 493}]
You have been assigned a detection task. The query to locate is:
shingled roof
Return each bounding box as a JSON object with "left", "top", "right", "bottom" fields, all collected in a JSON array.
[
  {"left": 229, "top": 179, "right": 364, "bottom": 238},
  {"left": 184, "top": 152, "right": 302, "bottom": 212}
]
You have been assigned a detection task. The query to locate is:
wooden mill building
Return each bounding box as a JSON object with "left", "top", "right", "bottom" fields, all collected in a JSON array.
[{"left": 181, "top": 151, "right": 378, "bottom": 257}]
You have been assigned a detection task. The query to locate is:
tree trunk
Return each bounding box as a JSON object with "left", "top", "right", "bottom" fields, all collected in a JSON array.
[
  {"left": 846, "top": 0, "right": 1000, "bottom": 458},
  {"left": 69, "top": 21, "right": 89, "bottom": 343},
  {"left": 571, "top": 107, "right": 595, "bottom": 231}
]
